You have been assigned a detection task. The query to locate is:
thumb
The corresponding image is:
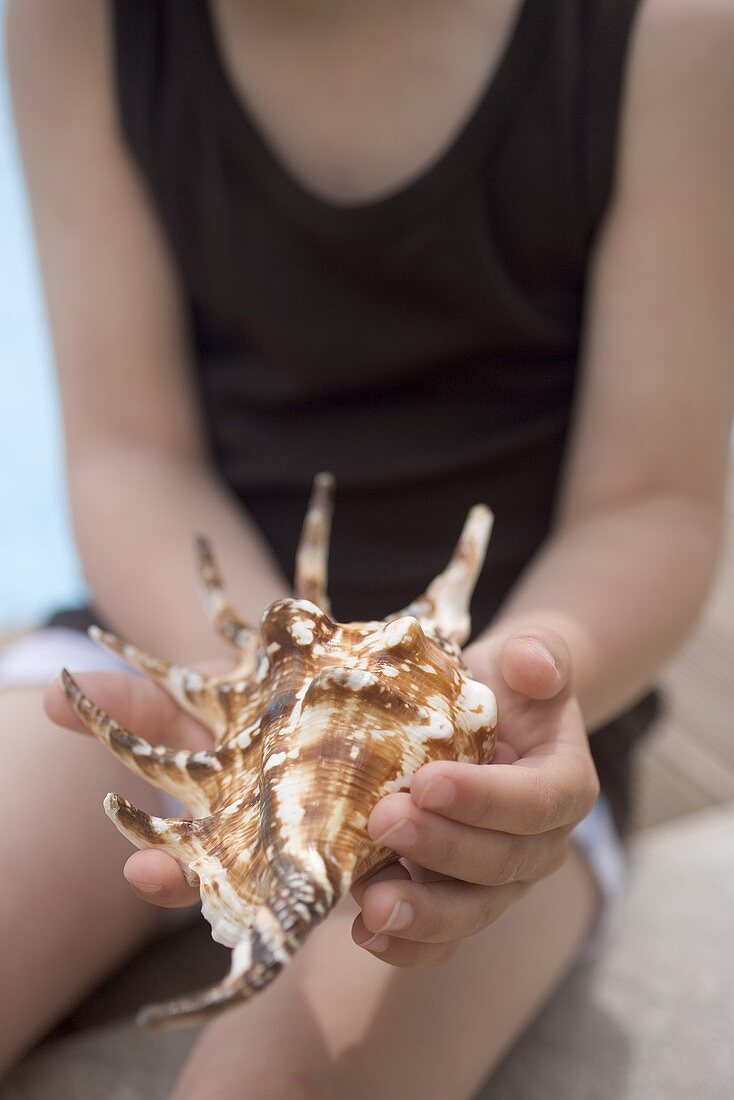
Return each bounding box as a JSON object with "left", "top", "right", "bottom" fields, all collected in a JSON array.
[
  {"left": 500, "top": 628, "right": 572, "bottom": 700},
  {"left": 124, "top": 849, "right": 201, "bottom": 909},
  {"left": 44, "top": 670, "right": 212, "bottom": 751}
]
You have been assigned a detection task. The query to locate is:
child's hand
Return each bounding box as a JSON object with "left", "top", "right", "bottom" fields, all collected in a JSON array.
[
  {"left": 349, "top": 628, "right": 600, "bottom": 968},
  {"left": 45, "top": 670, "right": 207, "bottom": 908},
  {"left": 45, "top": 628, "right": 599, "bottom": 948}
]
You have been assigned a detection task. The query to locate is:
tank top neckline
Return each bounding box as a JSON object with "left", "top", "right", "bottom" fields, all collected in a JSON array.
[{"left": 195, "top": 0, "right": 547, "bottom": 232}]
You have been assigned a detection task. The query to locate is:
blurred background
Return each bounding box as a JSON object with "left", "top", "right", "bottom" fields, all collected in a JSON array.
[{"left": 0, "top": 0, "right": 86, "bottom": 632}]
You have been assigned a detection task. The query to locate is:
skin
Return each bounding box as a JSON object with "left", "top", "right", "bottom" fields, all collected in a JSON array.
[
  {"left": 0, "top": 688, "right": 172, "bottom": 1069},
  {"left": 44, "top": 628, "right": 596, "bottom": 969},
  {"left": 40, "top": 634, "right": 600, "bottom": 1100},
  {"left": 5, "top": 0, "right": 734, "bottom": 1092}
]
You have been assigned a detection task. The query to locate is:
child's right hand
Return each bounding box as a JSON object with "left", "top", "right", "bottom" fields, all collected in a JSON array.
[{"left": 45, "top": 672, "right": 206, "bottom": 910}]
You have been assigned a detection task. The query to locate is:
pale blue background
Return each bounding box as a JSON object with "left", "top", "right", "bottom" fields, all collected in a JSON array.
[{"left": 0, "top": 1, "right": 87, "bottom": 628}]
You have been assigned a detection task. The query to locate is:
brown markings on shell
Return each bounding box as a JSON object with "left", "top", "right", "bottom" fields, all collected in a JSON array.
[
  {"left": 195, "top": 536, "right": 256, "bottom": 654},
  {"left": 62, "top": 475, "right": 497, "bottom": 1030}
]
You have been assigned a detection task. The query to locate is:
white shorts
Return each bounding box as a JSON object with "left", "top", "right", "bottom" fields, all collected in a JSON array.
[{"left": 0, "top": 626, "right": 626, "bottom": 961}]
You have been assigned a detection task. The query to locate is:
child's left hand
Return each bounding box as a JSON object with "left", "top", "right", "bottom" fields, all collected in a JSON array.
[{"left": 349, "top": 627, "right": 600, "bottom": 967}]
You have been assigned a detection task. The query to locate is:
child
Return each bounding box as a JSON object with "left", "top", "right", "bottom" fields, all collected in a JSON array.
[{"left": 3, "top": 0, "right": 733, "bottom": 1096}]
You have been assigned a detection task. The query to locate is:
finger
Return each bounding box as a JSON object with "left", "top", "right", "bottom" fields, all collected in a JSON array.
[
  {"left": 401, "top": 859, "right": 453, "bottom": 884},
  {"left": 410, "top": 751, "right": 598, "bottom": 835},
  {"left": 351, "top": 914, "right": 460, "bottom": 969},
  {"left": 500, "top": 628, "right": 572, "bottom": 700},
  {"left": 44, "top": 672, "right": 212, "bottom": 751},
  {"left": 358, "top": 875, "right": 531, "bottom": 944},
  {"left": 367, "top": 793, "right": 571, "bottom": 885},
  {"left": 487, "top": 740, "right": 519, "bottom": 765},
  {"left": 350, "top": 860, "right": 411, "bottom": 906},
  {"left": 124, "top": 849, "right": 201, "bottom": 909}
]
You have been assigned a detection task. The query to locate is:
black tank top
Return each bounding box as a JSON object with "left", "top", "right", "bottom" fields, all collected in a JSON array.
[{"left": 106, "top": 0, "right": 658, "bottom": 835}]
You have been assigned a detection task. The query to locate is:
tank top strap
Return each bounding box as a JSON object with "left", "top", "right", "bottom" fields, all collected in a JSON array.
[
  {"left": 578, "top": 0, "right": 644, "bottom": 241},
  {"left": 112, "top": 0, "right": 643, "bottom": 245},
  {"left": 111, "top": 0, "right": 205, "bottom": 176},
  {"left": 111, "top": 0, "right": 160, "bottom": 166}
]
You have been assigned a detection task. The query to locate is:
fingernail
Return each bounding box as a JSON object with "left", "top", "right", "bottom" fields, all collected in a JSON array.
[
  {"left": 378, "top": 899, "right": 413, "bottom": 933},
  {"left": 358, "top": 932, "right": 390, "bottom": 954},
  {"left": 130, "top": 881, "right": 162, "bottom": 896},
  {"left": 523, "top": 639, "right": 558, "bottom": 672},
  {"left": 417, "top": 776, "right": 455, "bottom": 810},
  {"left": 373, "top": 819, "right": 418, "bottom": 851}
]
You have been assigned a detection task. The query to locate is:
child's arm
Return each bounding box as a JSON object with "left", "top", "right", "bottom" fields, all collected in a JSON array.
[
  {"left": 37, "top": 0, "right": 734, "bottom": 957},
  {"left": 476, "top": 0, "right": 734, "bottom": 732},
  {"left": 9, "top": 0, "right": 287, "bottom": 664},
  {"left": 354, "top": 0, "right": 734, "bottom": 964}
]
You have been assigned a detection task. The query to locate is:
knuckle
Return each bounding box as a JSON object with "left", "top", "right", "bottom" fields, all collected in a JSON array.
[
  {"left": 474, "top": 882, "right": 526, "bottom": 933},
  {"left": 488, "top": 838, "right": 527, "bottom": 885},
  {"left": 414, "top": 896, "right": 446, "bottom": 943},
  {"left": 568, "top": 767, "right": 601, "bottom": 825},
  {"left": 466, "top": 779, "right": 494, "bottom": 828},
  {"left": 584, "top": 768, "right": 602, "bottom": 815},
  {"left": 532, "top": 774, "right": 566, "bottom": 833},
  {"left": 468, "top": 895, "right": 500, "bottom": 936},
  {"left": 539, "top": 837, "right": 572, "bottom": 880},
  {"left": 433, "top": 827, "right": 460, "bottom": 875}
]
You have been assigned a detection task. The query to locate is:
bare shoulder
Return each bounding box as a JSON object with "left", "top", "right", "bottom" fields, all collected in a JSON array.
[
  {"left": 620, "top": 0, "right": 734, "bottom": 193},
  {"left": 630, "top": 0, "right": 734, "bottom": 84},
  {"left": 559, "top": 0, "right": 734, "bottom": 520},
  {"left": 6, "top": 0, "right": 109, "bottom": 127},
  {"left": 6, "top": 0, "right": 102, "bottom": 55}
]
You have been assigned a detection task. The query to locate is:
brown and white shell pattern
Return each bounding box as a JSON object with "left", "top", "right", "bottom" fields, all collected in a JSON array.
[{"left": 61, "top": 474, "right": 498, "bottom": 1030}]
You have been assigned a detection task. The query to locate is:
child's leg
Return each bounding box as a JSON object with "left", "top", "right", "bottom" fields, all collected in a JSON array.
[
  {"left": 0, "top": 686, "right": 171, "bottom": 1071},
  {"left": 171, "top": 844, "right": 599, "bottom": 1100}
]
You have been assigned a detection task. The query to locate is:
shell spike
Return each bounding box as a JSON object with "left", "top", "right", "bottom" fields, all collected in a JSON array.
[
  {"left": 60, "top": 669, "right": 214, "bottom": 815},
  {"left": 65, "top": 474, "right": 501, "bottom": 1028},
  {"left": 104, "top": 793, "right": 202, "bottom": 881},
  {"left": 389, "top": 505, "right": 494, "bottom": 646},
  {"left": 195, "top": 536, "right": 257, "bottom": 655},
  {"left": 88, "top": 626, "right": 227, "bottom": 739},
  {"left": 294, "top": 471, "right": 335, "bottom": 613},
  {"left": 138, "top": 856, "right": 330, "bottom": 1029},
  {"left": 137, "top": 928, "right": 285, "bottom": 1031},
  {"left": 89, "top": 625, "right": 176, "bottom": 686}
]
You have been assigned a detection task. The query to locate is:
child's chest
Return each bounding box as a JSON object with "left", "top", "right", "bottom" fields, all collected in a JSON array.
[{"left": 209, "top": 0, "right": 525, "bottom": 204}]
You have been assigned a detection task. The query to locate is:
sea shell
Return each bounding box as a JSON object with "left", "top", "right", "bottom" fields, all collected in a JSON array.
[{"left": 61, "top": 474, "right": 498, "bottom": 1030}]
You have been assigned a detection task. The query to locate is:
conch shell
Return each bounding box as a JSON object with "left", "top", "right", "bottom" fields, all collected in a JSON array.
[{"left": 61, "top": 474, "right": 498, "bottom": 1030}]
